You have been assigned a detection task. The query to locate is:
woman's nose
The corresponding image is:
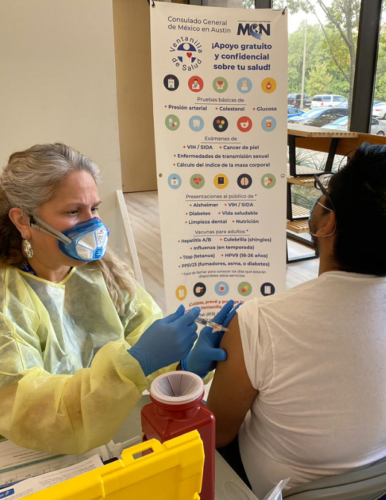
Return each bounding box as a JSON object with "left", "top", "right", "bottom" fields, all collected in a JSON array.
[{"left": 81, "top": 209, "right": 95, "bottom": 221}]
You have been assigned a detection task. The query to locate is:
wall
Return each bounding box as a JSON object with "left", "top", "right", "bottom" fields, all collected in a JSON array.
[
  {"left": 113, "top": 0, "right": 242, "bottom": 193},
  {"left": 0, "top": 0, "right": 125, "bottom": 255},
  {"left": 113, "top": 0, "right": 158, "bottom": 193}
]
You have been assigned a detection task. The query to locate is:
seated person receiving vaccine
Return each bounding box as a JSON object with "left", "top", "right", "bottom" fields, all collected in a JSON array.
[
  {"left": 0, "top": 143, "right": 236, "bottom": 455},
  {"left": 208, "top": 143, "right": 386, "bottom": 499}
]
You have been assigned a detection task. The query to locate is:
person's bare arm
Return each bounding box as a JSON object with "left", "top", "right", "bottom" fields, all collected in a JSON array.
[{"left": 207, "top": 315, "right": 258, "bottom": 448}]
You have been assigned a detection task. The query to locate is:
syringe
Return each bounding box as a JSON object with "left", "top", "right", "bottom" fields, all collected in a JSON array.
[{"left": 194, "top": 316, "right": 229, "bottom": 332}]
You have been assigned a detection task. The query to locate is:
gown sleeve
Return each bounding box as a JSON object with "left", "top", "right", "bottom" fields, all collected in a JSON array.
[
  {"left": 0, "top": 271, "right": 160, "bottom": 455},
  {"left": 122, "top": 283, "right": 213, "bottom": 386},
  {"left": 121, "top": 283, "right": 180, "bottom": 384}
]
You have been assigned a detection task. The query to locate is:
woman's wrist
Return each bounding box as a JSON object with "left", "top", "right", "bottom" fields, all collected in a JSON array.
[
  {"left": 180, "top": 357, "right": 189, "bottom": 372},
  {"left": 180, "top": 357, "right": 208, "bottom": 379}
]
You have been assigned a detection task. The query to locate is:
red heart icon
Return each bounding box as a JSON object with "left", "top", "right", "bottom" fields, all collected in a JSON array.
[
  {"left": 218, "top": 81, "right": 223, "bottom": 85},
  {"left": 187, "top": 52, "right": 192, "bottom": 58},
  {"left": 268, "top": 178, "right": 273, "bottom": 184},
  {"left": 194, "top": 178, "right": 201, "bottom": 185}
]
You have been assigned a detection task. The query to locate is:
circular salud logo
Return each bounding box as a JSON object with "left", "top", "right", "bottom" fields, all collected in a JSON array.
[
  {"left": 213, "top": 116, "right": 228, "bottom": 132},
  {"left": 176, "top": 285, "right": 187, "bottom": 301},
  {"left": 261, "top": 77, "right": 277, "bottom": 94},
  {"left": 261, "top": 173, "right": 276, "bottom": 189},
  {"left": 189, "top": 115, "right": 204, "bottom": 132},
  {"left": 261, "top": 116, "right": 277, "bottom": 132},
  {"left": 188, "top": 76, "right": 204, "bottom": 93},
  {"left": 237, "top": 174, "right": 252, "bottom": 189},
  {"left": 261, "top": 283, "right": 275, "bottom": 296},
  {"left": 237, "top": 77, "right": 252, "bottom": 94},
  {"left": 163, "top": 74, "right": 179, "bottom": 91},
  {"left": 238, "top": 282, "right": 252, "bottom": 297},
  {"left": 168, "top": 174, "right": 182, "bottom": 189},
  {"left": 213, "top": 77, "right": 228, "bottom": 93},
  {"left": 193, "top": 282, "right": 206, "bottom": 297},
  {"left": 237, "top": 116, "right": 253, "bottom": 133},
  {"left": 190, "top": 174, "right": 205, "bottom": 189},
  {"left": 215, "top": 281, "right": 229, "bottom": 296},
  {"left": 170, "top": 38, "right": 203, "bottom": 71},
  {"left": 214, "top": 174, "right": 229, "bottom": 189},
  {"left": 165, "top": 114, "right": 180, "bottom": 131}
]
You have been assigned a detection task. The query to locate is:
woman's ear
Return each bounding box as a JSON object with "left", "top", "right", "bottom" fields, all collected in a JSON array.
[
  {"left": 8, "top": 208, "right": 32, "bottom": 239},
  {"left": 317, "top": 210, "right": 336, "bottom": 237}
]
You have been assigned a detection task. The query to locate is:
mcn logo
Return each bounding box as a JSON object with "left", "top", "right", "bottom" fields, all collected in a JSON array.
[{"left": 237, "top": 23, "right": 271, "bottom": 39}]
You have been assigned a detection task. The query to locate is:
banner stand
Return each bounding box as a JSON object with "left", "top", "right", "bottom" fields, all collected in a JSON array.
[{"left": 151, "top": 3, "right": 288, "bottom": 316}]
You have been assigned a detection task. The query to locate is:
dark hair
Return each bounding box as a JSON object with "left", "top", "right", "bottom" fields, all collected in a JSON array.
[{"left": 327, "top": 142, "right": 386, "bottom": 276}]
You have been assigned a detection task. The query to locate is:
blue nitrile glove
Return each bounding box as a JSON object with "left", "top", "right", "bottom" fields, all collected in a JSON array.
[
  {"left": 181, "top": 300, "right": 240, "bottom": 377},
  {"left": 128, "top": 305, "right": 200, "bottom": 376}
]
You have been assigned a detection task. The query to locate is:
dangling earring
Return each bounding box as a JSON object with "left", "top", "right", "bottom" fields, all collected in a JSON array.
[{"left": 22, "top": 238, "right": 34, "bottom": 260}]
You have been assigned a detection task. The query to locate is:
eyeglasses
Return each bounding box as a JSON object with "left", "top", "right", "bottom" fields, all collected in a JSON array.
[{"left": 314, "top": 173, "right": 336, "bottom": 212}]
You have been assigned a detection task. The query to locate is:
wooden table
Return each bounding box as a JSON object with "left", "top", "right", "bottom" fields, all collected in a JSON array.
[
  {"left": 286, "top": 126, "right": 359, "bottom": 263},
  {"left": 287, "top": 125, "right": 359, "bottom": 177}
]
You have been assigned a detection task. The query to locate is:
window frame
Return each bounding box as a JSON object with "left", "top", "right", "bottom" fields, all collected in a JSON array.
[
  {"left": 253, "top": 0, "right": 384, "bottom": 135},
  {"left": 348, "top": 0, "right": 383, "bottom": 133}
]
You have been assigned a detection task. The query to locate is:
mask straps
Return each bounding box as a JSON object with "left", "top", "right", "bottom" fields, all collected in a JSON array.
[
  {"left": 309, "top": 201, "right": 336, "bottom": 238},
  {"left": 337, "top": 146, "right": 361, "bottom": 172},
  {"left": 30, "top": 215, "right": 72, "bottom": 244},
  {"left": 317, "top": 200, "right": 333, "bottom": 213}
]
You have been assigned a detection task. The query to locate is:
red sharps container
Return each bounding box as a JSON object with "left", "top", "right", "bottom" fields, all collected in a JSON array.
[{"left": 141, "top": 371, "right": 215, "bottom": 500}]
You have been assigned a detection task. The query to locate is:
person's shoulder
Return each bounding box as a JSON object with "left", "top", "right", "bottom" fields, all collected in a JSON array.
[
  {"left": 72, "top": 263, "right": 104, "bottom": 282},
  {"left": 0, "top": 265, "right": 26, "bottom": 282},
  {"left": 265, "top": 276, "right": 322, "bottom": 304},
  {"left": 239, "top": 276, "right": 322, "bottom": 315},
  {"left": 0, "top": 267, "right": 6, "bottom": 290},
  {"left": 0, "top": 266, "right": 29, "bottom": 308}
]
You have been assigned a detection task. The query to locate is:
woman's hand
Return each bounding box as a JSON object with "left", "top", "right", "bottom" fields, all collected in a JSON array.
[
  {"left": 128, "top": 305, "right": 200, "bottom": 376},
  {"left": 182, "top": 301, "right": 239, "bottom": 377}
]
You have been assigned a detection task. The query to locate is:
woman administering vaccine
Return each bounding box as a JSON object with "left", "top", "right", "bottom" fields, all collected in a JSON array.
[{"left": 0, "top": 143, "right": 235, "bottom": 455}]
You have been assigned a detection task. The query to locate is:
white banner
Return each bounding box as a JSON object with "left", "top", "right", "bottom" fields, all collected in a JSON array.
[{"left": 150, "top": 3, "right": 288, "bottom": 317}]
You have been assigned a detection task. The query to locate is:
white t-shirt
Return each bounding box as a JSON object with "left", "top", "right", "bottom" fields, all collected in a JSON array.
[{"left": 238, "top": 271, "right": 386, "bottom": 499}]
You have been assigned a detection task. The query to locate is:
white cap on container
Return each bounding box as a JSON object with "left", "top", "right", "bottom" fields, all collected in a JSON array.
[{"left": 150, "top": 371, "right": 204, "bottom": 406}]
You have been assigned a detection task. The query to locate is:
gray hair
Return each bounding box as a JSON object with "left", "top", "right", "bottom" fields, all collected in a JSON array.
[{"left": 0, "top": 143, "right": 134, "bottom": 313}]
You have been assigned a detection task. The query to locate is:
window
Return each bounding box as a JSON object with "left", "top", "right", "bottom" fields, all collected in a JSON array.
[
  {"left": 337, "top": 116, "right": 349, "bottom": 126},
  {"left": 302, "top": 109, "right": 323, "bottom": 117},
  {"left": 374, "top": 4, "right": 386, "bottom": 130},
  {"left": 244, "top": 1, "right": 358, "bottom": 115},
  {"left": 243, "top": 1, "right": 362, "bottom": 212}
]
